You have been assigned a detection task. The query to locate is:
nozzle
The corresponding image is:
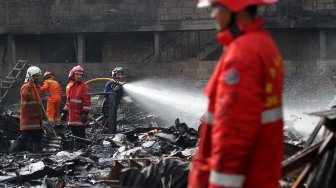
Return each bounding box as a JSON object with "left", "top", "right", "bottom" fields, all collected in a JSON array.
[{"left": 114, "top": 80, "right": 127, "bottom": 85}]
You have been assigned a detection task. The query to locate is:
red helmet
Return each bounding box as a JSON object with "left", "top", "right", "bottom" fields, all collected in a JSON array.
[
  {"left": 44, "top": 71, "right": 54, "bottom": 78},
  {"left": 68, "top": 65, "right": 84, "bottom": 78},
  {"left": 197, "top": 0, "right": 277, "bottom": 12}
]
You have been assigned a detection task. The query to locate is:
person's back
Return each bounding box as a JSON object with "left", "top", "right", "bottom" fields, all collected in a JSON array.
[
  {"left": 41, "top": 72, "right": 63, "bottom": 123},
  {"left": 228, "top": 21, "right": 284, "bottom": 187},
  {"left": 43, "top": 78, "right": 62, "bottom": 100}
]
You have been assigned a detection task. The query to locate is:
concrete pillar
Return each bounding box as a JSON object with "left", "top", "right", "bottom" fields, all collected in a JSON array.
[
  {"left": 320, "top": 29, "right": 326, "bottom": 60},
  {"left": 154, "top": 32, "right": 161, "bottom": 62},
  {"left": 77, "top": 34, "right": 85, "bottom": 65},
  {"left": 7, "top": 35, "right": 16, "bottom": 66}
]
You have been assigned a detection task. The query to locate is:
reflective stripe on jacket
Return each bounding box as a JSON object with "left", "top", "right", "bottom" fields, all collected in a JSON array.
[
  {"left": 188, "top": 17, "right": 284, "bottom": 188},
  {"left": 64, "top": 81, "right": 91, "bottom": 126},
  {"left": 20, "top": 83, "right": 42, "bottom": 130}
]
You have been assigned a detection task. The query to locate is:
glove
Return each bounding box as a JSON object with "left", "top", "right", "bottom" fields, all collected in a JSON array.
[
  {"left": 61, "top": 110, "right": 68, "bottom": 122},
  {"left": 81, "top": 112, "right": 89, "bottom": 123},
  {"left": 114, "top": 80, "right": 127, "bottom": 86},
  {"left": 28, "top": 77, "right": 34, "bottom": 85}
]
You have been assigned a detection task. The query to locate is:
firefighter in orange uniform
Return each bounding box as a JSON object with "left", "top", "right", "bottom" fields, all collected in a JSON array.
[
  {"left": 40, "top": 71, "right": 62, "bottom": 124},
  {"left": 188, "top": 0, "right": 284, "bottom": 187},
  {"left": 10, "top": 66, "right": 44, "bottom": 154},
  {"left": 62, "top": 65, "right": 91, "bottom": 142}
]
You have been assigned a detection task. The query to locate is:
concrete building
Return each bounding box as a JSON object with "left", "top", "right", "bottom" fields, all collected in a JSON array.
[{"left": 0, "top": 0, "right": 335, "bottom": 106}]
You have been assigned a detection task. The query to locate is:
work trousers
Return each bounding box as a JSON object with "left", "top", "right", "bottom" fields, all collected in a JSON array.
[
  {"left": 70, "top": 126, "right": 86, "bottom": 150},
  {"left": 46, "top": 99, "right": 61, "bottom": 123},
  {"left": 10, "top": 130, "right": 42, "bottom": 153}
]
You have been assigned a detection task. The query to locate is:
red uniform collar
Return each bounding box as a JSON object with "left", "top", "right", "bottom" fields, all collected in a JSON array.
[{"left": 216, "top": 17, "right": 265, "bottom": 46}]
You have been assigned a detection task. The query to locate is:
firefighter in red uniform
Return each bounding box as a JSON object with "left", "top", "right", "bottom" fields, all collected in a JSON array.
[
  {"left": 10, "top": 66, "right": 44, "bottom": 154},
  {"left": 188, "top": 0, "right": 284, "bottom": 188},
  {"left": 62, "top": 65, "right": 91, "bottom": 143}
]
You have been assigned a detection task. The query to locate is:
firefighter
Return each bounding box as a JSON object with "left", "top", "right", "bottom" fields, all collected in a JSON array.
[
  {"left": 10, "top": 66, "right": 44, "bottom": 154},
  {"left": 188, "top": 0, "right": 284, "bottom": 188},
  {"left": 102, "top": 67, "right": 125, "bottom": 117},
  {"left": 62, "top": 65, "right": 91, "bottom": 141},
  {"left": 40, "top": 71, "right": 62, "bottom": 124}
]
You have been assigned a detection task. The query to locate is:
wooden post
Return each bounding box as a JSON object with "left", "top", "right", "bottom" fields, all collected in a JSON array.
[{"left": 108, "top": 93, "right": 117, "bottom": 134}]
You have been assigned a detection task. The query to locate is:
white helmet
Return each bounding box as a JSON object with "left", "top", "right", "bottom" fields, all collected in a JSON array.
[
  {"left": 111, "top": 67, "right": 124, "bottom": 78},
  {"left": 25, "top": 66, "right": 42, "bottom": 82}
]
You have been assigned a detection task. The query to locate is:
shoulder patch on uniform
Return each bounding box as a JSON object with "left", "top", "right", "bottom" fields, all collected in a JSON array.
[{"left": 225, "top": 69, "right": 239, "bottom": 85}]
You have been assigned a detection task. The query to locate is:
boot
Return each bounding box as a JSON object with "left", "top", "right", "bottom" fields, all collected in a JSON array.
[
  {"left": 10, "top": 139, "right": 25, "bottom": 154},
  {"left": 33, "top": 143, "right": 43, "bottom": 153}
]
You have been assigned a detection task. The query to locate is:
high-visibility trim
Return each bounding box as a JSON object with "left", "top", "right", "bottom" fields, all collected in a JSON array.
[
  {"left": 21, "top": 101, "right": 38, "bottom": 105},
  {"left": 204, "top": 112, "right": 214, "bottom": 126},
  {"left": 68, "top": 121, "right": 84, "bottom": 125},
  {"left": 83, "top": 106, "right": 91, "bottom": 110},
  {"left": 21, "top": 124, "right": 41, "bottom": 129},
  {"left": 209, "top": 170, "right": 245, "bottom": 188},
  {"left": 63, "top": 105, "right": 69, "bottom": 110},
  {"left": 23, "top": 88, "right": 31, "bottom": 96},
  {"left": 261, "top": 106, "right": 283, "bottom": 124},
  {"left": 46, "top": 80, "right": 58, "bottom": 84},
  {"left": 70, "top": 99, "right": 82, "bottom": 103}
]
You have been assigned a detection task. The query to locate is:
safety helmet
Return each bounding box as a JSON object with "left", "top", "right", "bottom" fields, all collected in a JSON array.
[
  {"left": 68, "top": 65, "right": 84, "bottom": 79},
  {"left": 111, "top": 67, "right": 124, "bottom": 78},
  {"left": 25, "top": 66, "right": 42, "bottom": 82},
  {"left": 43, "top": 71, "right": 54, "bottom": 79},
  {"left": 197, "top": 0, "right": 277, "bottom": 12}
]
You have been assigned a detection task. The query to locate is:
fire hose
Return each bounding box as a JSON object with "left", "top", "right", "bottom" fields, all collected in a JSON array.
[{"left": 85, "top": 77, "right": 126, "bottom": 86}]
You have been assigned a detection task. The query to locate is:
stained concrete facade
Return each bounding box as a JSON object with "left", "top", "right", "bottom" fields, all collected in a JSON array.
[{"left": 1, "top": 0, "right": 336, "bottom": 105}]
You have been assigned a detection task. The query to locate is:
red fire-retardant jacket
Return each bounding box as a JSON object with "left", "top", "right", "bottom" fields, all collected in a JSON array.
[
  {"left": 63, "top": 81, "right": 91, "bottom": 126},
  {"left": 188, "top": 17, "right": 284, "bottom": 188}
]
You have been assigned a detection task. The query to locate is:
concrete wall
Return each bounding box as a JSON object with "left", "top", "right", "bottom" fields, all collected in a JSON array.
[
  {"left": 2, "top": 0, "right": 336, "bottom": 34},
  {"left": 102, "top": 33, "right": 154, "bottom": 62},
  {"left": 2, "top": 0, "right": 336, "bottom": 105},
  {"left": 0, "top": 0, "right": 212, "bottom": 34}
]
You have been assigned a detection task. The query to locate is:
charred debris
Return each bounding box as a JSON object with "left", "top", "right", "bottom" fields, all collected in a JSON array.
[
  {"left": 0, "top": 96, "right": 320, "bottom": 188},
  {"left": 0, "top": 97, "right": 198, "bottom": 187}
]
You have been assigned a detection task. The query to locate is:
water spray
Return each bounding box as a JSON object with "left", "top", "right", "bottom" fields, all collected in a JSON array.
[{"left": 123, "top": 78, "right": 207, "bottom": 128}]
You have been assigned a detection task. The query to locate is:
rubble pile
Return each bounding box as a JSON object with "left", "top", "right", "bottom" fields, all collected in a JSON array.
[
  {"left": 0, "top": 99, "right": 198, "bottom": 187},
  {"left": 0, "top": 98, "right": 310, "bottom": 188}
]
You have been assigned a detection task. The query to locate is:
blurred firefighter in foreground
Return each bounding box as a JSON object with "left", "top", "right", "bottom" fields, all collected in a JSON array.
[
  {"left": 40, "top": 71, "right": 62, "bottom": 124},
  {"left": 10, "top": 66, "right": 44, "bottom": 153},
  {"left": 62, "top": 65, "right": 91, "bottom": 140},
  {"left": 188, "top": 0, "right": 284, "bottom": 187},
  {"left": 103, "top": 67, "right": 125, "bottom": 117}
]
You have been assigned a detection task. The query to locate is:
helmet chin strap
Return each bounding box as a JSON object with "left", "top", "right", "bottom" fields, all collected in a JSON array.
[{"left": 228, "top": 13, "right": 242, "bottom": 38}]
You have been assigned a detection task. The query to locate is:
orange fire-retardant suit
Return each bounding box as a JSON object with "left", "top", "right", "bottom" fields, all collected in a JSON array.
[
  {"left": 41, "top": 72, "right": 62, "bottom": 123},
  {"left": 10, "top": 66, "right": 44, "bottom": 154},
  {"left": 188, "top": 0, "right": 284, "bottom": 188}
]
